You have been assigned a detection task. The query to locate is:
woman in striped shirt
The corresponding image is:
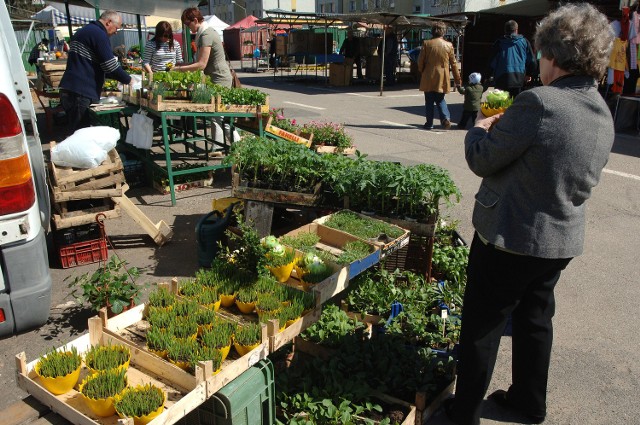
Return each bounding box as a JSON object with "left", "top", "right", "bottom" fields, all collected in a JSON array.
[{"left": 142, "top": 21, "right": 183, "bottom": 74}]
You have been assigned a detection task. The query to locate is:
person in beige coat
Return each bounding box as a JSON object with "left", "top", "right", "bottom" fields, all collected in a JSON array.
[{"left": 418, "top": 21, "right": 461, "bottom": 130}]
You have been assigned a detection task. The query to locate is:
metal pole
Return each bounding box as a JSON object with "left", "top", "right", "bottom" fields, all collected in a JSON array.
[
  {"left": 379, "top": 25, "right": 385, "bottom": 96},
  {"left": 137, "top": 14, "right": 143, "bottom": 56},
  {"left": 64, "top": 0, "right": 73, "bottom": 38}
]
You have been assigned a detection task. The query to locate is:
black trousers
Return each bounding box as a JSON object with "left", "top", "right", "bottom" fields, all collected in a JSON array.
[
  {"left": 60, "top": 90, "right": 97, "bottom": 136},
  {"left": 451, "top": 233, "right": 572, "bottom": 425},
  {"left": 458, "top": 110, "right": 478, "bottom": 129}
]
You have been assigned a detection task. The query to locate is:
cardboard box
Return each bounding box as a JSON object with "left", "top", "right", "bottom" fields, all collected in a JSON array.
[
  {"left": 283, "top": 222, "right": 380, "bottom": 280},
  {"left": 329, "top": 63, "right": 351, "bottom": 87}
]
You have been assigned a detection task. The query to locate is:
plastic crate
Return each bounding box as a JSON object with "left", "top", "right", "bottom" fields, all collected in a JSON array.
[
  {"left": 58, "top": 238, "right": 108, "bottom": 269},
  {"left": 381, "top": 234, "right": 431, "bottom": 274},
  {"left": 53, "top": 223, "right": 102, "bottom": 246},
  {"left": 198, "top": 359, "right": 275, "bottom": 425},
  {"left": 123, "top": 160, "right": 146, "bottom": 188}
]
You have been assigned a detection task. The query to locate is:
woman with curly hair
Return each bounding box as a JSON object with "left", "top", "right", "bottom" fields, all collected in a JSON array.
[
  {"left": 444, "top": 4, "right": 615, "bottom": 425},
  {"left": 142, "top": 21, "right": 183, "bottom": 74}
]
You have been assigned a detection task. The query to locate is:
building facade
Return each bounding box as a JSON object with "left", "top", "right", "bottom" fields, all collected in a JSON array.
[{"left": 200, "top": 0, "right": 316, "bottom": 24}]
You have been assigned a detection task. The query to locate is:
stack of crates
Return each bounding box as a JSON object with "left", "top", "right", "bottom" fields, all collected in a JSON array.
[
  {"left": 54, "top": 223, "right": 108, "bottom": 268},
  {"left": 198, "top": 359, "right": 276, "bottom": 425}
]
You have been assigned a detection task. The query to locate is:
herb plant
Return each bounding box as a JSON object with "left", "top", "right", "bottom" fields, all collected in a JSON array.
[
  {"left": 36, "top": 346, "right": 82, "bottom": 378},
  {"left": 85, "top": 344, "right": 130, "bottom": 372},
  {"left": 114, "top": 384, "right": 164, "bottom": 418},
  {"left": 80, "top": 369, "right": 127, "bottom": 400}
]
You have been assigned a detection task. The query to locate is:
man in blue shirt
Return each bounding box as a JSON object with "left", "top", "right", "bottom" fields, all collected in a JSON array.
[
  {"left": 487, "top": 20, "right": 536, "bottom": 98},
  {"left": 60, "top": 10, "right": 131, "bottom": 133}
]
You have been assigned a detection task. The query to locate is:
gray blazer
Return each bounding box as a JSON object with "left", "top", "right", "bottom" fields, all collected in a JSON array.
[{"left": 465, "top": 75, "right": 614, "bottom": 258}]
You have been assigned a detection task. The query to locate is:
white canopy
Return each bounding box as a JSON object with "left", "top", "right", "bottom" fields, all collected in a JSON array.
[
  {"left": 204, "top": 15, "right": 228, "bottom": 37},
  {"left": 31, "top": 2, "right": 144, "bottom": 26}
]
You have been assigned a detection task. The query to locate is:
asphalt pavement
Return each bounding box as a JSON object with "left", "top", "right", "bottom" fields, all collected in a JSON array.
[{"left": 1, "top": 67, "right": 638, "bottom": 424}]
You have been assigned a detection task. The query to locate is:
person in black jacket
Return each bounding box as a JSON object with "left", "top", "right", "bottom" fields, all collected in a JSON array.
[
  {"left": 28, "top": 38, "right": 49, "bottom": 74},
  {"left": 378, "top": 27, "right": 398, "bottom": 86},
  {"left": 456, "top": 72, "right": 487, "bottom": 129},
  {"left": 340, "top": 31, "right": 362, "bottom": 80}
]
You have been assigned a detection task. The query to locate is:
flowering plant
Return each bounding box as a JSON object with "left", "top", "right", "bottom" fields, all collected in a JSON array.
[
  {"left": 302, "top": 121, "right": 353, "bottom": 149},
  {"left": 268, "top": 108, "right": 299, "bottom": 133}
]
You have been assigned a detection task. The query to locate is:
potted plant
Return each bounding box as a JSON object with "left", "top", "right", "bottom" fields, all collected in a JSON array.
[
  {"left": 177, "top": 279, "right": 203, "bottom": 299},
  {"left": 196, "top": 346, "right": 223, "bottom": 375},
  {"left": 172, "top": 316, "right": 198, "bottom": 340},
  {"left": 196, "top": 288, "right": 220, "bottom": 312},
  {"left": 235, "top": 287, "right": 259, "bottom": 314},
  {"left": 78, "top": 369, "right": 127, "bottom": 417},
  {"left": 114, "top": 383, "right": 165, "bottom": 425},
  {"left": 146, "top": 326, "right": 173, "bottom": 358},
  {"left": 66, "top": 255, "right": 144, "bottom": 317},
  {"left": 146, "top": 307, "right": 174, "bottom": 330},
  {"left": 34, "top": 346, "right": 82, "bottom": 395},
  {"left": 147, "top": 287, "right": 176, "bottom": 310},
  {"left": 201, "top": 318, "right": 235, "bottom": 362},
  {"left": 281, "top": 301, "right": 304, "bottom": 328},
  {"left": 259, "top": 310, "right": 287, "bottom": 332},
  {"left": 167, "top": 338, "right": 200, "bottom": 371},
  {"left": 85, "top": 344, "right": 131, "bottom": 374},
  {"left": 195, "top": 308, "right": 217, "bottom": 335},
  {"left": 172, "top": 299, "right": 200, "bottom": 318},
  {"left": 255, "top": 293, "right": 282, "bottom": 316},
  {"left": 233, "top": 322, "right": 262, "bottom": 356}
]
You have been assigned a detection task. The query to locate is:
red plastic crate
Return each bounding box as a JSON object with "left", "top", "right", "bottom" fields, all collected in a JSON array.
[{"left": 58, "top": 238, "right": 108, "bottom": 269}]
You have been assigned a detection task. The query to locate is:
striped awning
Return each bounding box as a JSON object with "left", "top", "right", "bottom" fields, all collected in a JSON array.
[{"left": 31, "top": 2, "right": 144, "bottom": 26}]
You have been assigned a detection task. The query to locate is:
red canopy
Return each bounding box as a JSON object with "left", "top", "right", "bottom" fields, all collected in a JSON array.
[{"left": 226, "top": 15, "right": 260, "bottom": 29}]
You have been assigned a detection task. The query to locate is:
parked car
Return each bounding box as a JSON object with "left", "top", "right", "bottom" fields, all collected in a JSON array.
[{"left": 0, "top": 0, "right": 52, "bottom": 337}]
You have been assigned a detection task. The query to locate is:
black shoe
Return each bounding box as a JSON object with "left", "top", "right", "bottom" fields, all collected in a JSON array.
[
  {"left": 488, "top": 390, "right": 545, "bottom": 424},
  {"left": 442, "top": 398, "right": 477, "bottom": 425},
  {"left": 423, "top": 123, "right": 434, "bottom": 130}
]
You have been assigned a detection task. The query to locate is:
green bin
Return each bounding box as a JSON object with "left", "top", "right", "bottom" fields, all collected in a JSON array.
[{"left": 198, "top": 359, "right": 275, "bottom": 425}]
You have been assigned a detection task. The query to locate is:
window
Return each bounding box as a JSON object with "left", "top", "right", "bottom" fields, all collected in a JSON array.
[
  {"left": 432, "top": 0, "right": 439, "bottom": 6},
  {"left": 349, "top": 0, "right": 355, "bottom": 10},
  {"left": 389, "top": 1, "right": 395, "bottom": 8},
  {"left": 374, "top": 0, "right": 380, "bottom": 7},
  {"left": 330, "top": 2, "right": 335, "bottom": 12},
  {"left": 414, "top": 5, "right": 421, "bottom": 12},
  {"left": 320, "top": 3, "right": 325, "bottom": 12},
  {"left": 362, "top": 0, "right": 367, "bottom": 10}
]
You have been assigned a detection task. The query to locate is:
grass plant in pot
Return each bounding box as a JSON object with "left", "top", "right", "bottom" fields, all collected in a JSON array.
[
  {"left": 146, "top": 307, "right": 174, "bottom": 330},
  {"left": 201, "top": 318, "right": 236, "bottom": 362},
  {"left": 85, "top": 344, "right": 131, "bottom": 374},
  {"left": 255, "top": 293, "right": 282, "bottom": 316},
  {"left": 235, "top": 287, "right": 259, "bottom": 314},
  {"left": 34, "top": 346, "right": 82, "bottom": 395},
  {"left": 259, "top": 310, "right": 287, "bottom": 332},
  {"left": 114, "top": 383, "right": 165, "bottom": 425},
  {"left": 66, "top": 255, "right": 144, "bottom": 317},
  {"left": 281, "top": 300, "right": 304, "bottom": 328},
  {"left": 172, "top": 299, "right": 200, "bottom": 318},
  {"left": 196, "top": 346, "right": 224, "bottom": 375},
  {"left": 233, "top": 322, "right": 262, "bottom": 356},
  {"left": 196, "top": 288, "right": 220, "bottom": 312},
  {"left": 177, "top": 279, "right": 204, "bottom": 299},
  {"left": 167, "top": 338, "right": 200, "bottom": 371},
  {"left": 146, "top": 326, "right": 173, "bottom": 359},
  {"left": 172, "top": 316, "right": 199, "bottom": 340},
  {"left": 195, "top": 308, "right": 217, "bottom": 336},
  {"left": 147, "top": 287, "right": 176, "bottom": 311},
  {"left": 78, "top": 368, "right": 127, "bottom": 417}
]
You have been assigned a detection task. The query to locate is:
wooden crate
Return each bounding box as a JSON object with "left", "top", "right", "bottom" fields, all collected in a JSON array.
[
  {"left": 231, "top": 171, "right": 322, "bottom": 206},
  {"left": 147, "top": 93, "right": 216, "bottom": 113},
  {"left": 267, "top": 304, "right": 322, "bottom": 353},
  {"left": 216, "top": 95, "right": 269, "bottom": 114},
  {"left": 314, "top": 145, "right": 356, "bottom": 155},
  {"left": 15, "top": 316, "right": 210, "bottom": 425},
  {"left": 49, "top": 143, "right": 123, "bottom": 230},
  {"left": 265, "top": 120, "right": 314, "bottom": 147},
  {"left": 100, "top": 300, "right": 270, "bottom": 400}
]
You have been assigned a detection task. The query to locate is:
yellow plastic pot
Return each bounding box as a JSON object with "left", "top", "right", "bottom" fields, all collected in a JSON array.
[
  {"left": 267, "top": 261, "right": 295, "bottom": 283},
  {"left": 34, "top": 360, "right": 81, "bottom": 395},
  {"left": 216, "top": 344, "right": 231, "bottom": 362},
  {"left": 147, "top": 348, "right": 168, "bottom": 359},
  {"left": 80, "top": 393, "right": 118, "bottom": 417},
  {"left": 233, "top": 341, "right": 261, "bottom": 356},
  {"left": 87, "top": 355, "right": 131, "bottom": 375},
  {"left": 480, "top": 103, "right": 507, "bottom": 117},
  {"left": 220, "top": 293, "right": 236, "bottom": 308},
  {"left": 235, "top": 300, "right": 256, "bottom": 314},
  {"left": 285, "top": 317, "right": 301, "bottom": 328},
  {"left": 115, "top": 386, "right": 165, "bottom": 425},
  {"left": 169, "top": 359, "right": 190, "bottom": 371}
]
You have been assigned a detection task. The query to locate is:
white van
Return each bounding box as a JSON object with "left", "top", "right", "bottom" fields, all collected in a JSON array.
[{"left": 0, "top": 0, "right": 52, "bottom": 337}]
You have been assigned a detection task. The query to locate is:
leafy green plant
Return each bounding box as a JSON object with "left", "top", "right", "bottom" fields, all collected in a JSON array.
[
  {"left": 85, "top": 344, "right": 130, "bottom": 371},
  {"left": 80, "top": 369, "right": 127, "bottom": 400},
  {"left": 300, "top": 304, "right": 366, "bottom": 347},
  {"left": 66, "top": 256, "right": 144, "bottom": 315},
  {"left": 303, "top": 121, "right": 354, "bottom": 149},
  {"left": 431, "top": 242, "right": 469, "bottom": 285},
  {"left": 323, "top": 211, "right": 404, "bottom": 239},
  {"left": 234, "top": 322, "right": 262, "bottom": 346},
  {"left": 36, "top": 346, "right": 82, "bottom": 378},
  {"left": 114, "top": 384, "right": 164, "bottom": 418},
  {"left": 280, "top": 232, "right": 321, "bottom": 251},
  {"left": 222, "top": 214, "right": 269, "bottom": 276}
]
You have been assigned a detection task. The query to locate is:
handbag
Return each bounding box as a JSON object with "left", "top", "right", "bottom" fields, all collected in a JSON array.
[
  {"left": 230, "top": 67, "right": 242, "bottom": 88},
  {"left": 125, "top": 110, "right": 154, "bottom": 150}
]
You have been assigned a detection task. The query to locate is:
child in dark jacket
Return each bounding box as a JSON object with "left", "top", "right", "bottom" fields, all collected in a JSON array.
[{"left": 457, "top": 72, "right": 487, "bottom": 129}]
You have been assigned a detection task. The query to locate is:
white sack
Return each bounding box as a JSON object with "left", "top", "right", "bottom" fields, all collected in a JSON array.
[
  {"left": 51, "top": 135, "right": 107, "bottom": 169},
  {"left": 73, "top": 126, "right": 119, "bottom": 151}
]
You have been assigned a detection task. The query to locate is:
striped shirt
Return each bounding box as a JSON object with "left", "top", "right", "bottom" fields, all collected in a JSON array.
[{"left": 142, "top": 40, "right": 183, "bottom": 72}]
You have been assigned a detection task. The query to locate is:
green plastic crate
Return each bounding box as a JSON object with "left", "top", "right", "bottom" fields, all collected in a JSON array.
[{"left": 198, "top": 359, "right": 275, "bottom": 425}]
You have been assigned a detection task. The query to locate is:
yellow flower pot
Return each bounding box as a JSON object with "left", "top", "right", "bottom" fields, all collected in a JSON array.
[
  {"left": 205, "top": 300, "right": 221, "bottom": 312},
  {"left": 80, "top": 393, "right": 118, "bottom": 417},
  {"left": 115, "top": 386, "right": 165, "bottom": 425},
  {"left": 220, "top": 293, "right": 236, "bottom": 308},
  {"left": 34, "top": 360, "right": 81, "bottom": 395},
  {"left": 285, "top": 317, "right": 301, "bottom": 328},
  {"left": 233, "top": 341, "right": 261, "bottom": 356},
  {"left": 267, "top": 260, "right": 295, "bottom": 283},
  {"left": 480, "top": 103, "right": 507, "bottom": 117},
  {"left": 169, "top": 359, "right": 191, "bottom": 371},
  {"left": 235, "top": 300, "right": 256, "bottom": 314},
  {"left": 148, "top": 348, "right": 168, "bottom": 359},
  {"left": 216, "top": 344, "right": 231, "bottom": 362}
]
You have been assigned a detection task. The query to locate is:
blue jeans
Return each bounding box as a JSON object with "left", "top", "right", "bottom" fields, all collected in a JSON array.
[{"left": 424, "top": 91, "right": 450, "bottom": 127}]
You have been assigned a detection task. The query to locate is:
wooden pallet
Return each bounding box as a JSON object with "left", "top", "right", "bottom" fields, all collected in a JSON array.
[{"left": 231, "top": 171, "right": 322, "bottom": 206}]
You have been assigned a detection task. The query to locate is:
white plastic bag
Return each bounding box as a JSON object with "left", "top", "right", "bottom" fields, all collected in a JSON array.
[
  {"left": 125, "top": 111, "right": 154, "bottom": 150},
  {"left": 73, "top": 126, "right": 119, "bottom": 151},
  {"left": 51, "top": 135, "right": 107, "bottom": 169}
]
